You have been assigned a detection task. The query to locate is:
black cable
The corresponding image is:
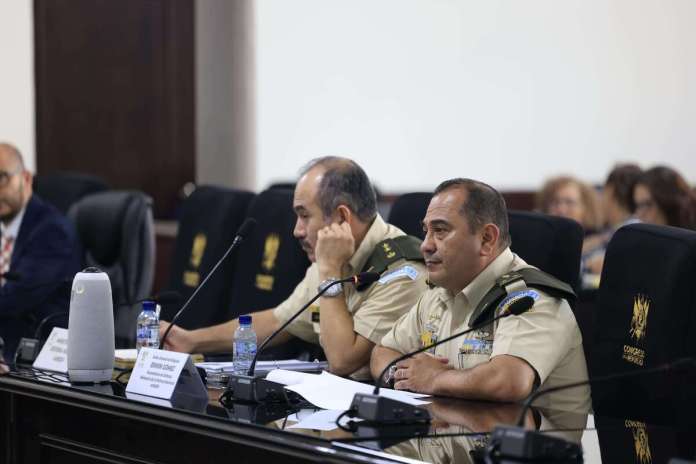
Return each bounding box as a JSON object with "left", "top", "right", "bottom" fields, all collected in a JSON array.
[{"left": 335, "top": 408, "right": 359, "bottom": 432}]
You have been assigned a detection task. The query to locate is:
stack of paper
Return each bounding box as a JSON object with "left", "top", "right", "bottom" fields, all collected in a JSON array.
[
  {"left": 266, "top": 369, "right": 430, "bottom": 411},
  {"left": 195, "top": 359, "right": 328, "bottom": 375}
]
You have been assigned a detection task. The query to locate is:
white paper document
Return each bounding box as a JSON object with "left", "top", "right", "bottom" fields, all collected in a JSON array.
[
  {"left": 287, "top": 409, "right": 361, "bottom": 431},
  {"left": 266, "top": 369, "right": 430, "bottom": 411}
]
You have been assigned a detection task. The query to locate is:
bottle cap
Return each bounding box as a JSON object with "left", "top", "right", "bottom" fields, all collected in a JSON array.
[
  {"left": 239, "top": 314, "right": 252, "bottom": 326},
  {"left": 142, "top": 300, "right": 156, "bottom": 312}
]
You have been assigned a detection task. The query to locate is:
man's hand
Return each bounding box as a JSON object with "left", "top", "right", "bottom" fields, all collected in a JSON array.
[
  {"left": 315, "top": 222, "right": 355, "bottom": 276},
  {"left": 393, "top": 353, "right": 452, "bottom": 394},
  {"left": 159, "top": 321, "right": 195, "bottom": 353}
]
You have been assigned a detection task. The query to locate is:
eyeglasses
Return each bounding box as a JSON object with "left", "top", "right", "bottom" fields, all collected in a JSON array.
[{"left": 0, "top": 168, "right": 22, "bottom": 188}]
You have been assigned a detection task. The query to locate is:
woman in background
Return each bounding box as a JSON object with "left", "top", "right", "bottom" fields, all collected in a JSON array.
[
  {"left": 537, "top": 176, "right": 603, "bottom": 233},
  {"left": 633, "top": 166, "right": 696, "bottom": 230}
]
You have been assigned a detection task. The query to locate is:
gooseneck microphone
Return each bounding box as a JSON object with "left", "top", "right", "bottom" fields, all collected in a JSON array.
[
  {"left": 160, "top": 218, "right": 257, "bottom": 349},
  {"left": 225, "top": 271, "right": 381, "bottom": 403},
  {"left": 348, "top": 295, "right": 536, "bottom": 424},
  {"left": 487, "top": 358, "right": 696, "bottom": 462}
]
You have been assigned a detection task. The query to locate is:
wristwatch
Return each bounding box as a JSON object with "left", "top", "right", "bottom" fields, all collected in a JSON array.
[{"left": 318, "top": 278, "right": 343, "bottom": 297}]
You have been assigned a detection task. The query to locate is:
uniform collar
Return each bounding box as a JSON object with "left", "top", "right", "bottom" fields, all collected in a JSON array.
[
  {"left": 433, "top": 248, "right": 515, "bottom": 307},
  {"left": 0, "top": 204, "right": 27, "bottom": 240},
  {"left": 347, "top": 214, "right": 389, "bottom": 273},
  {"left": 460, "top": 247, "right": 514, "bottom": 308}
]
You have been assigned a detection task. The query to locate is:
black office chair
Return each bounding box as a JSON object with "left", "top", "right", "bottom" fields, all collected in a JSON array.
[
  {"left": 508, "top": 210, "right": 583, "bottom": 292},
  {"left": 228, "top": 188, "right": 313, "bottom": 359},
  {"left": 68, "top": 190, "right": 155, "bottom": 347},
  {"left": 34, "top": 171, "right": 109, "bottom": 215},
  {"left": 591, "top": 223, "right": 696, "bottom": 425},
  {"left": 160, "top": 186, "right": 255, "bottom": 330},
  {"left": 387, "top": 192, "right": 431, "bottom": 239}
]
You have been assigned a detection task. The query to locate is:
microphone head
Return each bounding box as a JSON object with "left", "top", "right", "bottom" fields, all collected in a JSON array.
[
  {"left": 506, "top": 295, "right": 535, "bottom": 316},
  {"left": 236, "top": 218, "right": 257, "bottom": 239},
  {"left": 354, "top": 272, "right": 381, "bottom": 286},
  {"left": 153, "top": 290, "right": 183, "bottom": 305}
]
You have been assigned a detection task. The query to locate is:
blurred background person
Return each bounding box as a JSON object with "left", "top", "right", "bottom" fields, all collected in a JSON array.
[
  {"left": 582, "top": 164, "right": 643, "bottom": 280},
  {"left": 634, "top": 166, "right": 696, "bottom": 230},
  {"left": 537, "top": 176, "right": 603, "bottom": 233}
]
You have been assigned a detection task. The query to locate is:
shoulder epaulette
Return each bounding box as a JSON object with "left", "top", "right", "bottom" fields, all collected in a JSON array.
[
  {"left": 357, "top": 235, "right": 424, "bottom": 291},
  {"left": 469, "top": 267, "right": 576, "bottom": 327}
]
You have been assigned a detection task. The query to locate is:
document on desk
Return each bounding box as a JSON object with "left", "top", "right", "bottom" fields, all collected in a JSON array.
[
  {"left": 287, "top": 409, "right": 361, "bottom": 431},
  {"left": 195, "top": 359, "right": 328, "bottom": 375},
  {"left": 266, "top": 369, "right": 430, "bottom": 411}
]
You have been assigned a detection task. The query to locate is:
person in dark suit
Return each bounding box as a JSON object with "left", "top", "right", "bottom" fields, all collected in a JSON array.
[{"left": 0, "top": 143, "right": 82, "bottom": 361}]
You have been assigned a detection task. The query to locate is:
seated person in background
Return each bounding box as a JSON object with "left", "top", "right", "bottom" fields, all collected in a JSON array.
[
  {"left": 0, "top": 142, "right": 82, "bottom": 361},
  {"left": 634, "top": 165, "right": 696, "bottom": 230},
  {"left": 371, "top": 178, "right": 590, "bottom": 413},
  {"left": 160, "top": 157, "right": 428, "bottom": 377},
  {"left": 537, "top": 175, "right": 603, "bottom": 233},
  {"left": 582, "top": 164, "right": 643, "bottom": 278}
]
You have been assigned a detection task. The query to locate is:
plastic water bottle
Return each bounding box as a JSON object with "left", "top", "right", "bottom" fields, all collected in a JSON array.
[
  {"left": 233, "top": 315, "right": 257, "bottom": 374},
  {"left": 136, "top": 300, "right": 160, "bottom": 352}
]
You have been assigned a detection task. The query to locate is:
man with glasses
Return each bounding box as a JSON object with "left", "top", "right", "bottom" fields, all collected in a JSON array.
[{"left": 0, "top": 142, "right": 81, "bottom": 361}]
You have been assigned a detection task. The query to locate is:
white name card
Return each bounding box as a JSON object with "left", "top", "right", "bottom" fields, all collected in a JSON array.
[
  {"left": 32, "top": 327, "right": 69, "bottom": 373},
  {"left": 126, "top": 348, "right": 207, "bottom": 402}
]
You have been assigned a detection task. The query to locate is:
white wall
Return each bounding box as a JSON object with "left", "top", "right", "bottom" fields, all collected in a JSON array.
[
  {"left": 196, "top": 0, "right": 256, "bottom": 190},
  {"left": 0, "top": 2, "right": 35, "bottom": 171},
  {"left": 255, "top": 0, "right": 696, "bottom": 192}
]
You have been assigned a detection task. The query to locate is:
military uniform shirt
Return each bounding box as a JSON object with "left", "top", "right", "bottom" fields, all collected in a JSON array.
[
  {"left": 380, "top": 247, "right": 590, "bottom": 413},
  {"left": 273, "top": 215, "right": 428, "bottom": 362}
]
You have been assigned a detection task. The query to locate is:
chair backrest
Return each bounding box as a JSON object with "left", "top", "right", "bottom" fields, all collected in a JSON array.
[
  {"left": 591, "top": 223, "right": 696, "bottom": 424},
  {"left": 161, "top": 186, "right": 255, "bottom": 329},
  {"left": 387, "top": 192, "right": 431, "bottom": 239},
  {"left": 228, "top": 188, "right": 314, "bottom": 360},
  {"left": 34, "top": 171, "right": 109, "bottom": 214},
  {"left": 68, "top": 190, "right": 155, "bottom": 347},
  {"left": 508, "top": 210, "right": 583, "bottom": 291},
  {"left": 228, "top": 189, "right": 310, "bottom": 315},
  {"left": 69, "top": 190, "right": 155, "bottom": 304}
]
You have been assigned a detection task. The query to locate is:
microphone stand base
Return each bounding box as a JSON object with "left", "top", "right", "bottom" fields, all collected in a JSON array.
[
  {"left": 488, "top": 425, "right": 582, "bottom": 462},
  {"left": 350, "top": 393, "right": 431, "bottom": 424},
  {"left": 226, "top": 374, "right": 289, "bottom": 403}
]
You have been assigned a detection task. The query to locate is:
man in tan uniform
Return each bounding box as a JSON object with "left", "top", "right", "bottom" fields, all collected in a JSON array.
[
  {"left": 372, "top": 178, "right": 590, "bottom": 413},
  {"left": 161, "top": 157, "right": 427, "bottom": 377}
]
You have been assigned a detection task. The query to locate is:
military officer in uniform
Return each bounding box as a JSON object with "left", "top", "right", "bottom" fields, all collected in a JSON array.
[
  {"left": 371, "top": 178, "right": 590, "bottom": 412},
  {"left": 161, "top": 157, "right": 427, "bottom": 377}
]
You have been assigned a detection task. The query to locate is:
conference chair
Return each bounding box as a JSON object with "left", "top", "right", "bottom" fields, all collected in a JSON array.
[
  {"left": 160, "top": 186, "right": 255, "bottom": 330},
  {"left": 591, "top": 223, "right": 696, "bottom": 425},
  {"left": 68, "top": 190, "right": 155, "bottom": 347},
  {"left": 387, "top": 192, "right": 431, "bottom": 239},
  {"left": 34, "top": 171, "right": 109, "bottom": 214},
  {"left": 228, "top": 188, "right": 314, "bottom": 359},
  {"left": 507, "top": 210, "right": 583, "bottom": 292}
]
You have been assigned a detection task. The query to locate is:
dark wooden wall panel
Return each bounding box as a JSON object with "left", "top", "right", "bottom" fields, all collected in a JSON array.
[{"left": 34, "top": 0, "right": 195, "bottom": 218}]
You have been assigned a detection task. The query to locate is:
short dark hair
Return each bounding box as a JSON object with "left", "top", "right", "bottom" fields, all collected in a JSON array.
[
  {"left": 433, "top": 178, "right": 511, "bottom": 249},
  {"left": 605, "top": 164, "right": 642, "bottom": 213},
  {"left": 300, "top": 156, "right": 377, "bottom": 223}
]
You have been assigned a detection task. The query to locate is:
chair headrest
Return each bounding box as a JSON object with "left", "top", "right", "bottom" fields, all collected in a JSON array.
[{"left": 69, "top": 191, "right": 151, "bottom": 266}]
